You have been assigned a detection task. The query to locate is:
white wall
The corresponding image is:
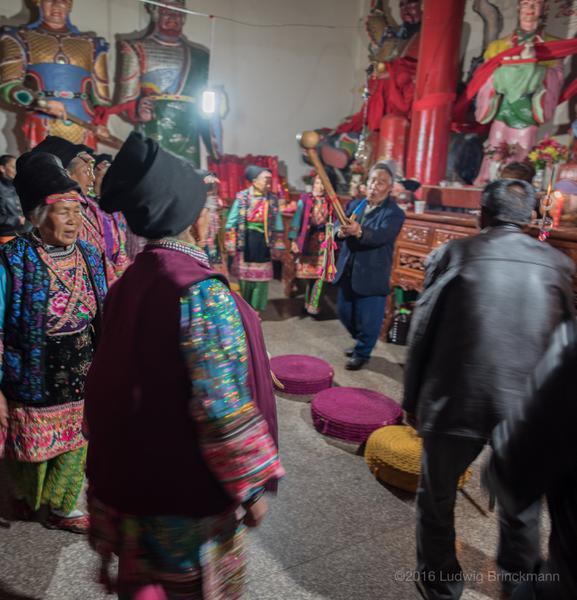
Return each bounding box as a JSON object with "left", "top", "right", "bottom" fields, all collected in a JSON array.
[
  {"left": 2, "top": 0, "right": 577, "bottom": 185},
  {"left": 0, "top": 0, "right": 368, "bottom": 186}
]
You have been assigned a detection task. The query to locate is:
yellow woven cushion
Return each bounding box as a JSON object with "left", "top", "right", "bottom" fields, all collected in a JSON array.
[{"left": 365, "top": 425, "right": 472, "bottom": 493}]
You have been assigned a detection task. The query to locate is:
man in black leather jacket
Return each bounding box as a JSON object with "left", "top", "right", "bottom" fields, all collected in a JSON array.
[
  {"left": 403, "top": 179, "right": 575, "bottom": 600},
  {"left": 485, "top": 318, "right": 577, "bottom": 600},
  {"left": 0, "top": 154, "right": 25, "bottom": 241}
]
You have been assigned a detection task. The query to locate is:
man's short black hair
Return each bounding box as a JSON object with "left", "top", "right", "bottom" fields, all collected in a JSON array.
[
  {"left": 368, "top": 161, "right": 394, "bottom": 182},
  {"left": 500, "top": 161, "right": 536, "bottom": 184},
  {"left": 0, "top": 154, "right": 16, "bottom": 167},
  {"left": 481, "top": 179, "right": 537, "bottom": 226}
]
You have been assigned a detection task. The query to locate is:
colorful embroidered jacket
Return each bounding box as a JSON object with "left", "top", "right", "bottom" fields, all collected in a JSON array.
[
  {"left": 85, "top": 242, "right": 283, "bottom": 517},
  {"left": 0, "top": 236, "right": 107, "bottom": 406},
  {"left": 288, "top": 193, "right": 333, "bottom": 252},
  {"left": 225, "top": 188, "right": 283, "bottom": 253}
]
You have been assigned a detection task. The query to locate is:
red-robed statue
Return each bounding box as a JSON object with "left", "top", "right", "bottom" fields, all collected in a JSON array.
[{"left": 337, "top": 0, "right": 422, "bottom": 135}]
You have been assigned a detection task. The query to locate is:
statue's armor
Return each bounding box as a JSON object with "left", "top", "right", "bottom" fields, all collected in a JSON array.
[
  {"left": 0, "top": 24, "right": 110, "bottom": 147},
  {"left": 117, "top": 34, "right": 212, "bottom": 166}
]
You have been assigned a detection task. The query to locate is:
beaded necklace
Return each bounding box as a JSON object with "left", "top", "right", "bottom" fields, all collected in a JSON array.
[{"left": 146, "top": 239, "right": 210, "bottom": 266}]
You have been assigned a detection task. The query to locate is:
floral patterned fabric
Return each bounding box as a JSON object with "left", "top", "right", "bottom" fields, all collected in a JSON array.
[
  {"left": 38, "top": 244, "right": 98, "bottom": 335},
  {"left": 89, "top": 497, "right": 246, "bottom": 599},
  {"left": 0, "top": 234, "right": 106, "bottom": 406}
]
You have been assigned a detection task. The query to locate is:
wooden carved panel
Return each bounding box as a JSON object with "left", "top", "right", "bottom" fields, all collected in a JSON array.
[
  {"left": 400, "top": 224, "right": 431, "bottom": 246},
  {"left": 396, "top": 248, "right": 428, "bottom": 278},
  {"left": 391, "top": 272, "right": 424, "bottom": 292},
  {"left": 433, "top": 228, "right": 470, "bottom": 247}
]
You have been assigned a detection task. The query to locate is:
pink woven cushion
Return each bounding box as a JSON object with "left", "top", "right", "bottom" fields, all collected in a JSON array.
[
  {"left": 270, "top": 355, "right": 334, "bottom": 395},
  {"left": 311, "top": 387, "right": 403, "bottom": 443}
]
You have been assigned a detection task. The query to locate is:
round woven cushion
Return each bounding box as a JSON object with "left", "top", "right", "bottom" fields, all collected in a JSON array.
[
  {"left": 270, "top": 355, "right": 334, "bottom": 395},
  {"left": 365, "top": 425, "right": 472, "bottom": 493},
  {"left": 311, "top": 387, "right": 403, "bottom": 444}
]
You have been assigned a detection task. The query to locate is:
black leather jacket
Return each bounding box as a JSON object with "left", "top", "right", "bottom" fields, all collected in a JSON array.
[
  {"left": 0, "top": 176, "right": 24, "bottom": 236},
  {"left": 403, "top": 224, "right": 575, "bottom": 440},
  {"left": 486, "top": 319, "right": 577, "bottom": 599}
]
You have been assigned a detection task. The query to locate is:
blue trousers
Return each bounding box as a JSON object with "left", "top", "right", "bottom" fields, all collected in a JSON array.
[{"left": 336, "top": 275, "right": 387, "bottom": 359}]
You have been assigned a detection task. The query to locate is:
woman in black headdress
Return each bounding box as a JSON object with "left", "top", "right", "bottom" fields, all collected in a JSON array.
[
  {"left": 225, "top": 166, "right": 283, "bottom": 312},
  {"left": 0, "top": 152, "right": 107, "bottom": 534}
]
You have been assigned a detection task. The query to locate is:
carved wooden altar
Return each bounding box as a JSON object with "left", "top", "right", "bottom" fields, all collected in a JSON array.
[{"left": 382, "top": 211, "right": 577, "bottom": 337}]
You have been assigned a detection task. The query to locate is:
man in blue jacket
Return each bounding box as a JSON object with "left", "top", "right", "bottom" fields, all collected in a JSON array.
[{"left": 334, "top": 162, "right": 405, "bottom": 369}]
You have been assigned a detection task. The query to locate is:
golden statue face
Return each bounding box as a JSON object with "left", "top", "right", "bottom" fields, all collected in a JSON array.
[{"left": 38, "top": 0, "right": 73, "bottom": 30}]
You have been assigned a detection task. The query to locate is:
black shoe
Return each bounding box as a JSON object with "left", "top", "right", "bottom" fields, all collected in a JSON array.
[
  {"left": 345, "top": 356, "right": 369, "bottom": 370},
  {"left": 344, "top": 346, "right": 355, "bottom": 357}
]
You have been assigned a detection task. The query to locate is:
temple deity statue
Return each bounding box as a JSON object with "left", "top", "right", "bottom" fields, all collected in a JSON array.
[
  {"left": 0, "top": 0, "right": 111, "bottom": 148},
  {"left": 116, "top": 0, "right": 219, "bottom": 167},
  {"left": 328, "top": 0, "right": 422, "bottom": 179},
  {"left": 475, "top": 0, "right": 564, "bottom": 184}
]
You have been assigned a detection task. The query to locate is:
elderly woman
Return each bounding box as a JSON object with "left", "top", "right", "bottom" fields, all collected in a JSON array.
[
  {"left": 0, "top": 152, "right": 107, "bottom": 534},
  {"left": 31, "top": 136, "right": 130, "bottom": 284},
  {"left": 289, "top": 173, "right": 335, "bottom": 315},
  {"left": 225, "top": 165, "right": 283, "bottom": 312},
  {"left": 334, "top": 162, "right": 405, "bottom": 370},
  {"left": 84, "top": 133, "right": 283, "bottom": 599}
]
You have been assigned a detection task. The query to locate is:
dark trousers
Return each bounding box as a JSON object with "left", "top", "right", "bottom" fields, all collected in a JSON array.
[
  {"left": 416, "top": 434, "right": 541, "bottom": 600},
  {"left": 336, "top": 275, "right": 387, "bottom": 359}
]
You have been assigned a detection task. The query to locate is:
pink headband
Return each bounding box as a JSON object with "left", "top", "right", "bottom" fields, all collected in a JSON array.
[{"left": 45, "top": 191, "right": 82, "bottom": 205}]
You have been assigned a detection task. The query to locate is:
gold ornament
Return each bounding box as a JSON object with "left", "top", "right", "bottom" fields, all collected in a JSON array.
[{"left": 297, "top": 130, "right": 320, "bottom": 150}]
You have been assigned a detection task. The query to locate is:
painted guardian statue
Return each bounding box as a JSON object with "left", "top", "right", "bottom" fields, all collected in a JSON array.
[
  {"left": 116, "top": 0, "right": 220, "bottom": 167},
  {"left": 0, "top": 0, "right": 111, "bottom": 148}
]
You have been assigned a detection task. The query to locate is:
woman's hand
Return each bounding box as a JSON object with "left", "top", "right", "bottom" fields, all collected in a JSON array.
[{"left": 243, "top": 496, "right": 268, "bottom": 528}]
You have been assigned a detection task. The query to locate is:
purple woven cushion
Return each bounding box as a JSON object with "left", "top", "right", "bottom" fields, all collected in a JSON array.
[
  {"left": 270, "top": 355, "right": 334, "bottom": 395},
  {"left": 311, "top": 387, "right": 403, "bottom": 443}
]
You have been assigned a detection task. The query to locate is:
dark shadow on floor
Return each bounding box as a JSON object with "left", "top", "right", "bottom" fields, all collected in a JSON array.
[
  {"left": 0, "top": 582, "right": 40, "bottom": 600},
  {"left": 375, "top": 477, "right": 417, "bottom": 506},
  {"left": 363, "top": 356, "right": 404, "bottom": 383},
  {"left": 261, "top": 297, "right": 338, "bottom": 323}
]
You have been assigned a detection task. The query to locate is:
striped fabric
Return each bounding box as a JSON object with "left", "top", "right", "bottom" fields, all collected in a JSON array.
[{"left": 181, "top": 277, "right": 284, "bottom": 503}]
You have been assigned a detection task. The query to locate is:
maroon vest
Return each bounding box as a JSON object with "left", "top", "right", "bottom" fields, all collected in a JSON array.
[{"left": 85, "top": 246, "right": 278, "bottom": 517}]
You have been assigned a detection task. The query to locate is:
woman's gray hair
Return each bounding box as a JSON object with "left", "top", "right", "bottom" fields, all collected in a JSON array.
[
  {"left": 368, "top": 161, "right": 395, "bottom": 182},
  {"left": 28, "top": 204, "right": 50, "bottom": 227},
  {"left": 481, "top": 179, "right": 537, "bottom": 226}
]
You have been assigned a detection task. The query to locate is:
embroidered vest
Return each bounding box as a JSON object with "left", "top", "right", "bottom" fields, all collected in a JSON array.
[
  {"left": 234, "top": 188, "right": 279, "bottom": 253},
  {"left": 0, "top": 236, "right": 107, "bottom": 406}
]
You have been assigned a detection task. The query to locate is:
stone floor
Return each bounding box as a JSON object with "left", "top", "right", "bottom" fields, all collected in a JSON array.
[{"left": 0, "top": 280, "right": 545, "bottom": 600}]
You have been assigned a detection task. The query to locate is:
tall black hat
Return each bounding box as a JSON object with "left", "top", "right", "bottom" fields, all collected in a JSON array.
[
  {"left": 100, "top": 132, "right": 208, "bottom": 238},
  {"left": 94, "top": 153, "right": 113, "bottom": 167},
  {"left": 31, "top": 136, "right": 88, "bottom": 168},
  {"left": 14, "top": 152, "right": 81, "bottom": 216},
  {"left": 245, "top": 165, "right": 270, "bottom": 183}
]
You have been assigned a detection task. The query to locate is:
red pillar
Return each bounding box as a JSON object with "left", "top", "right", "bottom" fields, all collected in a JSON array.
[{"left": 405, "top": 0, "right": 466, "bottom": 185}]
